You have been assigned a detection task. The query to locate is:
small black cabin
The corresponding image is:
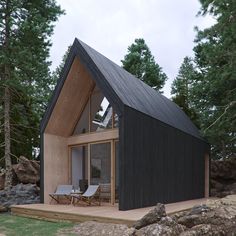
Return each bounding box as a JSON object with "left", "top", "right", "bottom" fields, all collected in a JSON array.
[{"left": 40, "top": 38, "right": 210, "bottom": 210}]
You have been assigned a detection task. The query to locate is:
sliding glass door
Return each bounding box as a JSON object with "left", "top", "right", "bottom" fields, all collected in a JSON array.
[
  {"left": 90, "top": 142, "right": 111, "bottom": 185},
  {"left": 71, "top": 145, "right": 88, "bottom": 191},
  {"left": 70, "top": 140, "right": 119, "bottom": 204}
]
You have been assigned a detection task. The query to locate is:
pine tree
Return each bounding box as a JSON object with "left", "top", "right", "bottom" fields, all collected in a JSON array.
[
  {"left": 171, "top": 57, "right": 199, "bottom": 126},
  {"left": 0, "top": 0, "right": 64, "bottom": 188},
  {"left": 121, "top": 38, "right": 167, "bottom": 91},
  {"left": 193, "top": 0, "right": 236, "bottom": 158},
  {"left": 51, "top": 45, "right": 71, "bottom": 84}
]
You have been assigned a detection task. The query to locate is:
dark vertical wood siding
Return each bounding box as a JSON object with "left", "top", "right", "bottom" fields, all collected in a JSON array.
[{"left": 119, "top": 106, "right": 207, "bottom": 210}]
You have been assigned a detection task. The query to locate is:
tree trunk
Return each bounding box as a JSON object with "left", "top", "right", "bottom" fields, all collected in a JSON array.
[
  {"left": 4, "top": 85, "right": 12, "bottom": 190},
  {"left": 4, "top": 0, "right": 12, "bottom": 190}
]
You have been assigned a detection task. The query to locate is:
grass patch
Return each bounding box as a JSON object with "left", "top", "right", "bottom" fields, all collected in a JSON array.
[{"left": 0, "top": 213, "right": 76, "bottom": 236}]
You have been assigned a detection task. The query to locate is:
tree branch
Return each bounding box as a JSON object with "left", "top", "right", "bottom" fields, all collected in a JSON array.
[{"left": 204, "top": 101, "right": 236, "bottom": 132}]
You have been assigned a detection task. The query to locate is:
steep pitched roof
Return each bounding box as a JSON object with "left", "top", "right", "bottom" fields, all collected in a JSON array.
[{"left": 41, "top": 38, "right": 203, "bottom": 140}]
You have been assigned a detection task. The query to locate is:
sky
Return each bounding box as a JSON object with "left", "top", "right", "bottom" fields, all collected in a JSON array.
[{"left": 49, "top": 0, "right": 215, "bottom": 97}]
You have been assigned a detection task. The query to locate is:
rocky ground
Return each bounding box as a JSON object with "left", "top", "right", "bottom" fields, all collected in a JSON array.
[
  {"left": 211, "top": 157, "right": 236, "bottom": 197},
  {"left": 0, "top": 183, "right": 40, "bottom": 212},
  {"left": 71, "top": 195, "right": 236, "bottom": 236}
]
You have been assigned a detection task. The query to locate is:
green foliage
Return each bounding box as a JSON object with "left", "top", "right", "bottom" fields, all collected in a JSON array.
[
  {"left": 51, "top": 45, "right": 71, "bottom": 86},
  {"left": 0, "top": 214, "right": 75, "bottom": 236},
  {"left": 121, "top": 38, "right": 167, "bottom": 91},
  {"left": 171, "top": 57, "right": 199, "bottom": 127},
  {"left": 192, "top": 0, "right": 236, "bottom": 158},
  {"left": 0, "top": 0, "right": 64, "bottom": 163}
]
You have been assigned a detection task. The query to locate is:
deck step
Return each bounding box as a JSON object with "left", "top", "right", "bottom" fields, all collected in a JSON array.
[{"left": 11, "top": 205, "right": 135, "bottom": 226}]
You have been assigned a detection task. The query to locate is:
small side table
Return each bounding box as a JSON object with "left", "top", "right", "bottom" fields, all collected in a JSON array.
[{"left": 70, "top": 191, "right": 82, "bottom": 205}]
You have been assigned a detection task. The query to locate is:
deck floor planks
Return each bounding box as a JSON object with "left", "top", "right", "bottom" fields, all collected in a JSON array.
[{"left": 11, "top": 198, "right": 208, "bottom": 226}]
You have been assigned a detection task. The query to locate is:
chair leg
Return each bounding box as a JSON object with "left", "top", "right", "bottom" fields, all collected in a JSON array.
[{"left": 49, "top": 195, "right": 59, "bottom": 203}]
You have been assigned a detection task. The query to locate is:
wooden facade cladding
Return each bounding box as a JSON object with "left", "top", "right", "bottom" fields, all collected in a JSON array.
[
  {"left": 43, "top": 134, "right": 69, "bottom": 203},
  {"left": 119, "top": 106, "right": 207, "bottom": 210},
  {"left": 68, "top": 129, "right": 118, "bottom": 146},
  {"left": 45, "top": 57, "right": 95, "bottom": 137}
]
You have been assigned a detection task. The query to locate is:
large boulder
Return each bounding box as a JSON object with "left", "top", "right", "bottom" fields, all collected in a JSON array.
[
  {"left": 0, "top": 183, "right": 40, "bottom": 211},
  {"left": 211, "top": 157, "right": 236, "bottom": 181},
  {"left": 133, "top": 203, "right": 167, "bottom": 229},
  {"left": 135, "top": 216, "right": 185, "bottom": 236},
  {"left": 211, "top": 157, "right": 236, "bottom": 197},
  {"left": 175, "top": 195, "right": 236, "bottom": 235},
  {"left": 73, "top": 221, "right": 135, "bottom": 236},
  {"left": 12, "top": 156, "right": 40, "bottom": 184}
]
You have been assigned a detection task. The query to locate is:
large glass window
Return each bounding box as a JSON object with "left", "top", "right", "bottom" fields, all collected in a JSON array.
[
  {"left": 71, "top": 145, "right": 88, "bottom": 191},
  {"left": 90, "top": 142, "right": 111, "bottom": 185},
  {"left": 73, "top": 86, "right": 118, "bottom": 135},
  {"left": 90, "top": 87, "right": 113, "bottom": 132}
]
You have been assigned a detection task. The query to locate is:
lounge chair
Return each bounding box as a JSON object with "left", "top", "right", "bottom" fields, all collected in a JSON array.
[
  {"left": 73, "top": 185, "right": 100, "bottom": 206},
  {"left": 49, "top": 185, "right": 73, "bottom": 203},
  {"left": 99, "top": 183, "right": 111, "bottom": 202}
]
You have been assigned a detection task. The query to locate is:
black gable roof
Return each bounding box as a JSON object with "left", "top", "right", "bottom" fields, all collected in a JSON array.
[
  {"left": 41, "top": 38, "right": 203, "bottom": 140},
  {"left": 75, "top": 38, "right": 202, "bottom": 140}
]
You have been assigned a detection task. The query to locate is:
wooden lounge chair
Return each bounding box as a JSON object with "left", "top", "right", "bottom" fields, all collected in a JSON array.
[
  {"left": 73, "top": 185, "right": 100, "bottom": 206},
  {"left": 49, "top": 185, "right": 73, "bottom": 203}
]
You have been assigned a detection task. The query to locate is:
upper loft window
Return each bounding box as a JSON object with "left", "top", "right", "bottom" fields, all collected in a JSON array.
[
  {"left": 91, "top": 88, "right": 112, "bottom": 132},
  {"left": 73, "top": 86, "right": 118, "bottom": 135}
]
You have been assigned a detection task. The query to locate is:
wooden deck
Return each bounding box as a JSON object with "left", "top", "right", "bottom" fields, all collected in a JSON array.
[{"left": 11, "top": 198, "right": 208, "bottom": 226}]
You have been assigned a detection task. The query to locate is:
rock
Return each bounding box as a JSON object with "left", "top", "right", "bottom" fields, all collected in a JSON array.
[
  {"left": 206, "top": 194, "right": 236, "bottom": 208},
  {"left": 12, "top": 156, "right": 40, "bottom": 184},
  {"left": 0, "top": 183, "right": 40, "bottom": 211},
  {"left": 73, "top": 221, "right": 135, "bottom": 236},
  {"left": 221, "top": 194, "right": 236, "bottom": 205},
  {"left": 0, "top": 205, "right": 7, "bottom": 213},
  {"left": 177, "top": 214, "right": 207, "bottom": 228},
  {"left": 211, "top": 157, "right": 236, "bottom": 197},
  {"left": 179, "top": 224, "right": 227, "bottom": 236},
  {"left": 188, "top": 204, "right": 210, "bottom": 215},
  {"left": 210, "top": 179, "right": 224, "bottom": 191},
  {"left": 133, "top": 203, "right": 166, "bottom": 229},
  {"left": 178, "top": 208, "right": 236, "bottom": 228},
  {"left": 211, "top": 157, "right": 236, "bottom": 181},
  {"left": 175, "top": 195, "right": 236, "bottom": 235},
  {"left": 135, "top": 217, "right": 185, "bottom": 236},
  {"left": 0, "top": 173, "right": 5, "bottom": 190}
]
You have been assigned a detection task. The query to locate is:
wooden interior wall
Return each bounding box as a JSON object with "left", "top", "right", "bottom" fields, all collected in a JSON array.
[
  {"left": 119, "top": 106, "right": 206, "bottom": 210},
  {"left": 45, "top": 57, "right": 94, "bottom": 137},
  {"left": 44, "top": 133, "right": 69, "bottom": 203}
]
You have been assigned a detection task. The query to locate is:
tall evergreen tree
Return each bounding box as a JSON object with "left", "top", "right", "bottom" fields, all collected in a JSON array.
[
  {"left": 51, "top": 45, "right": 71, "bottom": 84},
  {"left": 0, "top": 0, "right": 63, "bottom": 188},
  {"left": 193, "top": 0, "right": 236, "bottom": 158},
  {"left": 121, "top": 38, "right": 167, "bottom": 91},
  {"left": 171, "top": 57, "right": 199, "bottom": 126}
]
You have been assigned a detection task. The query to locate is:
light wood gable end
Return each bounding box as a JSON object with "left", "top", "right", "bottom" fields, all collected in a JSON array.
[{"left": 45, "top": 57, "right": 95, "bottom": 137}]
